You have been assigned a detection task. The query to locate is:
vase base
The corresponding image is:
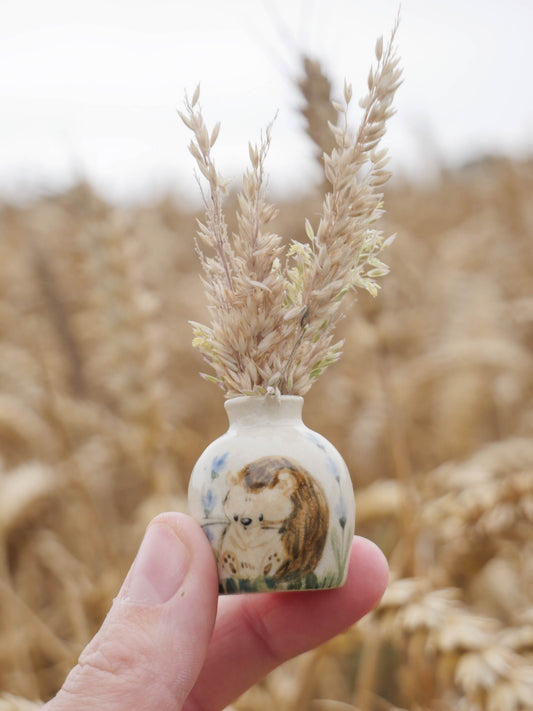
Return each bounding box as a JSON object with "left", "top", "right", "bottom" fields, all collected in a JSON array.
[{"left": 219, "top": 573, "right": 348, "bottom": 594}]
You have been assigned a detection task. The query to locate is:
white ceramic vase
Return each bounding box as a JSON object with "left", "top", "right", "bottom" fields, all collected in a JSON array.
[{"left": 188, "top": 395, "right": 356, "bottom": 593}]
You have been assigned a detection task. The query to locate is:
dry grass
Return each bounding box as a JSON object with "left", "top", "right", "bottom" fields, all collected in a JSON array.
[
  {"left": 179, "top": 23, "right": 401, "bottom": 397},
  {"left": 1, "top": 44, "right": 533, "bottom": 711}
]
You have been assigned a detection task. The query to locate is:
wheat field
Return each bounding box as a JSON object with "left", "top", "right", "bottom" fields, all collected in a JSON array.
[{"left": 1, "top": 57, "right": 533, "bottom": 710}]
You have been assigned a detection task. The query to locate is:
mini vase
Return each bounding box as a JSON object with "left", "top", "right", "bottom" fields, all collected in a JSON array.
[{"left": 188, "top": 395, "right": 356, "bottom": 593}]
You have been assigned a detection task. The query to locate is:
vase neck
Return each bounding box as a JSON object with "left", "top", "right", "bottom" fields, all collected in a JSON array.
[{"left": 224, "top": 396, "right": 304, "bottom": 428}]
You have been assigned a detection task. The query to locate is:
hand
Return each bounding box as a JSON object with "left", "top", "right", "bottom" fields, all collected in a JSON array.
[{"left": 42, "top": 512, "right": 388, "bottom": 711}]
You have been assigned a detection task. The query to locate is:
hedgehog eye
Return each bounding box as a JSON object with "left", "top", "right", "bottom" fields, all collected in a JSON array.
[
  {"left": 259, "top": 514, "right": 264, "bottom": 522},
  {"left": 233, "top": 514, "right": 238, "bottom": 522}
]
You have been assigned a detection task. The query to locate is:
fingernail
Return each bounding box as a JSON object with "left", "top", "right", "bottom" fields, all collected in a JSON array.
[{"left": 119, "top": 523, "right": 191, "bottom": 605}]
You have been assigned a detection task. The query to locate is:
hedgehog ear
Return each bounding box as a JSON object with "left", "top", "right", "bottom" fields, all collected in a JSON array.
[
  {"left": 277, "top": 469, "right": 297, "bottom": 495},
  {"left": 226, "top": 470, "right": 240, "bottom": 487}
]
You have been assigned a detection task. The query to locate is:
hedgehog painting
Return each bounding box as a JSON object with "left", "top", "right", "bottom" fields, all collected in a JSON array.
[{"left": 217, "top": 456, "right": 329, "bottom": 587}]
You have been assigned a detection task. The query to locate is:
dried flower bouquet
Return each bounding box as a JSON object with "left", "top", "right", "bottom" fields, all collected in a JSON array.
[{"left": 179, "top": 22, "right": 402, "bottom": 398}]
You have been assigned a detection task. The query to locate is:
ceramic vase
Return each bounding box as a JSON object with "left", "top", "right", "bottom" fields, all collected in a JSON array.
[{"left": 188, "top": 395, "right": 356, "bottom": 593}]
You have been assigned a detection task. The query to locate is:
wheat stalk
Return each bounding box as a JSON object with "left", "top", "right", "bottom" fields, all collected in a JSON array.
[
  {"left": 297, "top": 56, "right": 338, "bottom": 165},
  {"left": 374, "top": 578, "right": 533, "bottom": 710},
  {"left": 75, "top": 215, "right": 174, "bottom": 492},
  {"left": 0, "top": 462, "right": 58, "bottom": 538},
  {"left": 0, "top": 696, "right": 42, "bottom": 711}
]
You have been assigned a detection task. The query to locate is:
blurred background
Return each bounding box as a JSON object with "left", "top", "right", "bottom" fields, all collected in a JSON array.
[
  {"left": 1, "top": 0, "right": 532, "bottom": 202},
  {"left": 1, "top": 1, "right": 533, "bottom": 710}
]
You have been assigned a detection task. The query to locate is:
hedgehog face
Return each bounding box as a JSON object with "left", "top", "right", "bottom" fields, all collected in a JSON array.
[{"left": 223, "top": 470, "right": 296, "bottom": 532}]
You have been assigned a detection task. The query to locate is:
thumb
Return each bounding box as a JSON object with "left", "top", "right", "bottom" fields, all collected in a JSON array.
[{"left": 44, "top": 513, "right": 219, "bottom": 711}]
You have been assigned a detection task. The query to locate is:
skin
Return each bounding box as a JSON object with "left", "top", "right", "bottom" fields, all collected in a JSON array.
[{"left": 42, "top": 512, "right": 389, "bottom": 711}]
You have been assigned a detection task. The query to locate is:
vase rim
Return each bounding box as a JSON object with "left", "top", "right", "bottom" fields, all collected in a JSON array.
[{"left": 224, "top": 394, "right": 304, "bottom": 421}]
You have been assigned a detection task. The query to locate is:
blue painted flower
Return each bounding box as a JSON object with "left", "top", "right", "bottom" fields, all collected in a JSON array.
[
  {"left": 305, "top": 432, "right": 340, "bottom": 482},
  {"left": 211, "top": 452, "right": 229, "bottom": 480},
  {"left": 203, "top": 525, "right": 215, "bottom": 544},
  {"left": 201, "top": 487, "right": 217, "bottom": 517},
  {"left": 335, "top": 495, "right": 347, "bottom": 530},
  {"left": 305, "top": 431, "right": 325, "bottom": 451},
  {"left": 327, "top": 454, "right": 340, "bottom": 482}
]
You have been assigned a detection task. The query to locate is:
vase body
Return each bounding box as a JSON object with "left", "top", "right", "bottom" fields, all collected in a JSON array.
[{"left": 188, "top": 395, "right": 356, "bottom": 593}]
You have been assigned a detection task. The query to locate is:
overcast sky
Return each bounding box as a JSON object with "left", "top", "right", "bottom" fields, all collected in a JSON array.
[{"left": 1, "top": 0, "right": 532, "bottom": 203}]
